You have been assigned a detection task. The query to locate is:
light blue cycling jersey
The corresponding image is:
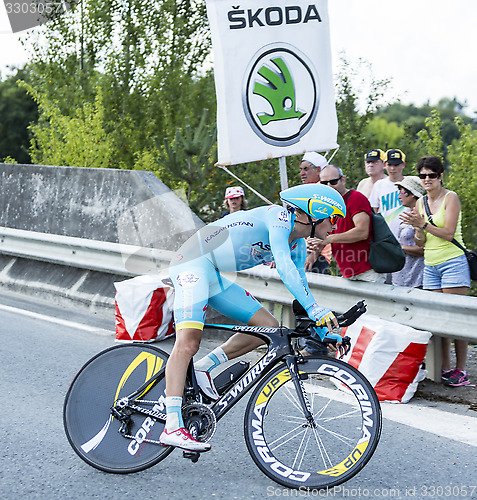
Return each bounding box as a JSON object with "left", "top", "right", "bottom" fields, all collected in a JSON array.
[{"left": 169, "top": 205, "right": 318, "bottom": 330}]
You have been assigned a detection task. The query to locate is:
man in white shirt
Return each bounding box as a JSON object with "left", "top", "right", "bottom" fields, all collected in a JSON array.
[
  {"left": 369, "top": 149, "right": 406, "bottom": 238},
  {"left": 357, "top": 149, "right": 387, "bottom": 199}
]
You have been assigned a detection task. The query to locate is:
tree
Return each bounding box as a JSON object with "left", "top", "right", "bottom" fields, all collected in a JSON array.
[
  {"left": 23, "top": 82, "right": 116, "bottom": 168},
  {"left": 0, "top": 67, "right": 38, "bottom": 163},
  {"left": 416, "top": 109, "right": 444, "bottom": 160},
  {"left": 332, "top": 57, "right": 391, "bottom": 188},
  {"left": 25, "top": 0, "right": 214, "bottom": 169},
  {"left": 447, "top": 118, "right": 477, "bottom": 251}
]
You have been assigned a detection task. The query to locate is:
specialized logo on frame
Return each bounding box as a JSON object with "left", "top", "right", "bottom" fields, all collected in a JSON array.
[{"left": 242, "top": 43, "right": 319, "bottom": 146}]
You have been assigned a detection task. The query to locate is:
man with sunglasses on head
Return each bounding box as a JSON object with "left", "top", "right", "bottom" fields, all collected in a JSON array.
[{"left": 305, "top": 165, "right": 385, "bottom": 283}]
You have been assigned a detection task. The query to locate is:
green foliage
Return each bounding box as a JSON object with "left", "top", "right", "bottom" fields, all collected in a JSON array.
[
  {"left": 375, "top": 98, "right": 476, "bottom": 166},
  {"left": 332, "top": 57, "right": 391, "bottom": 188},
  {"left": 22, "top": 82, "right": 117, "bottom": 168},
  {"left": 416, "top": 109, "right": 444, "bottom": 159},
  {"left": 446, "top": 118, "right": 477, "bottom": 250},
  {"left": 25, "top": 0, "right": 214, "bottom": 169},
  {"left": 154, "top": 109, "right": 217, "bottom": 219},
  {"left": 0, "top": 67, "right": 38, "bottom": 163},
  {"left": 365, "top": 117, "right": 404, "bottom": 149}
]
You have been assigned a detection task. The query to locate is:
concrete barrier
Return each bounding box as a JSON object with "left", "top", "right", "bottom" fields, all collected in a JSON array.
[
  {"left": 0, "top": 163, "right": 203, "bottom": 250},
  {"left": 0, "top": 162, "right": 206, "bottom": 317}
]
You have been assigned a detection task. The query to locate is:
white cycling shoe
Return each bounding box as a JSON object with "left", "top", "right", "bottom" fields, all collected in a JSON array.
[
  {"left": 195, "top": 370, "right": 220, "bottom": 401},
  {"left": 160, "top": 427, "right": 211, "bottom": 452}
]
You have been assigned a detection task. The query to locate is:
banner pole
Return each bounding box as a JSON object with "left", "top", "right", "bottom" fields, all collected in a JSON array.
[
  {"left": 217, "top": 165, "right": 273, "bottom": 205},
  {"left": 279, "top": 156, "right": 288, "bottom": 191}
]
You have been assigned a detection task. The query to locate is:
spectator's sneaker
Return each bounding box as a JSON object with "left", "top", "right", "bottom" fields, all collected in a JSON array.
[
  {"left": 195, "top": 370, "right": 220, "bottom": 400},
  {"left": 160, "top": 427, "right": 211, "bottom": 452},
  {"left": 441, "top": 369, "right": 456, "bottom": 380},
  {"left": 443, "top": 370, "right": 470, "bottom": 387}
]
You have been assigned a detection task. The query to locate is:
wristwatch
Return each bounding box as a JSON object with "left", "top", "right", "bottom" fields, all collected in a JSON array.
[{"left": 421, "top": 222, "right": 428, "bottom": 230}]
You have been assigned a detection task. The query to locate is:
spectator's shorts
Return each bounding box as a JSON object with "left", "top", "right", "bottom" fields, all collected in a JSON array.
[
  {"left": 170, "top": 257, "right": 262, "bottom": 331},
  {"left": 423, "top": 254, "right": 470, "bottom": 290}
]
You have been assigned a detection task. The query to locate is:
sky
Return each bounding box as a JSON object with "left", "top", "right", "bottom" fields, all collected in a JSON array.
[{"left": 1, "top": 0, "right": 477, "bottom": 115}]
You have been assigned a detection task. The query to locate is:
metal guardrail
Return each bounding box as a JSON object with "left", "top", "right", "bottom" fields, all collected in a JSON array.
[{"left": 1, "top": 226, "right": 476, "bottom": 380}]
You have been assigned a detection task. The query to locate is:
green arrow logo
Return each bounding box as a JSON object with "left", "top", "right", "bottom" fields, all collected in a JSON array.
[{"left": 253, "top": 57, "right": 305, "bottom": 126}]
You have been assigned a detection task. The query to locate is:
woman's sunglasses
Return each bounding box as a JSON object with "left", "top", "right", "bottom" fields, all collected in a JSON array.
[
  {"left": 320, "top": 177, "right": 342, "bottom": 186},
  {"left": 329, "top": 215, "right": 341, "bottom": 224},
  {"left": 419, "top": 173, "right": 439, "bottom": 179}
]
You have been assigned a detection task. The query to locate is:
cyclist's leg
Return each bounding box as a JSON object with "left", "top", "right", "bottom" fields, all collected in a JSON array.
[
  {"left": 161, "top": 263, "right": 212, "bottom": 451},
  {"left": 221, "top": 308, "right": 278, "bottom": 359},
  {"left": 208, "top": 276, "right": 278, "bottom": 360}
]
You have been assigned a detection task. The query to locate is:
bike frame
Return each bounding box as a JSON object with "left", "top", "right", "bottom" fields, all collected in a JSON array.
[
  {"left": 115, "top": 323, "right": 314, "bottom": 425},
  {"left": 208, "top": 324, "right": 314, "bottom": 422}
]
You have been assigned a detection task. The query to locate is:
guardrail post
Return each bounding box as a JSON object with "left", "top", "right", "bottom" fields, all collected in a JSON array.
[{"left": 425, "top": 335, "right": 442, "bottom": 382}]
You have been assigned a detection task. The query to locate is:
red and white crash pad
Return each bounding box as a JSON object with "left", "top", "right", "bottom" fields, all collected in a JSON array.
[
  {"left": 338, "top": 315, "right": 431, "bottom": 403},
  {"left": 114, "top": 275, "right": 175, "bottom": 343}
]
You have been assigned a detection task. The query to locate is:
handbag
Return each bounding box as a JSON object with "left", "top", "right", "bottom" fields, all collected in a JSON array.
[
  {"left": 423, "top": 196, "right": 477, "bottom": 280},
  {"left": 368, "top": 212, "right": 405, "bottom": 273}
]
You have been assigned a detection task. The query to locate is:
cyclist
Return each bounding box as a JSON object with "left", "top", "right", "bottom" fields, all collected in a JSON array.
[{"left": 160, "top": 184, "right": 346, "bottom": 451}]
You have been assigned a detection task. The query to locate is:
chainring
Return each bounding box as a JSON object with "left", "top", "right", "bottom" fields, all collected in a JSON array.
[{"left": 182, "top": 403, "right": 216, "bottom": 443}]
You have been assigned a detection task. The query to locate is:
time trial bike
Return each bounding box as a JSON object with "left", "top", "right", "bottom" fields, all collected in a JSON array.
[{"left": 64, "top": 300, "right": 381, "bottom": 490}]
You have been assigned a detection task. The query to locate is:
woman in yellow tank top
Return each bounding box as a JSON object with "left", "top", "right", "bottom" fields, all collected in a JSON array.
[{"left": 400, "top": 156, "right": 470, "bottom": 387}]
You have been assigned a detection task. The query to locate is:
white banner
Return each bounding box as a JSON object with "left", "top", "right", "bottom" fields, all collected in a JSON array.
[{"left": 206, "top": 0, "right": 338, "bottom": 165}]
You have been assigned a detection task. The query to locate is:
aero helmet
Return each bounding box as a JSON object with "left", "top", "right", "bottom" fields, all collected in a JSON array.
[{"left": 280, "top": 184, "right": 346, "bottom": 220}]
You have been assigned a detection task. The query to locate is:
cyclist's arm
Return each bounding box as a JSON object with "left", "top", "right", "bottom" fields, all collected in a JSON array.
[
  {"left": 266, "top": 209, "right": 336, "bottom": 332},
  {"left": 266, "top": 208, "right": 315, "bottom": 312}
]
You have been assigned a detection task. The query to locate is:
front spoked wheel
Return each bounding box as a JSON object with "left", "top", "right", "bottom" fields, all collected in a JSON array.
[
  {"left": 244, "top": 356, "right": 382, "bottom": 490},
  {"left": 64, "top": 344, "right": 173, "bottom": 473}
]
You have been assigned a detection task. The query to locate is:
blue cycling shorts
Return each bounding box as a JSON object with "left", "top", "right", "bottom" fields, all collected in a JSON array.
[{"left": 170, "top": 257, "right": 263, "bottom": 331}]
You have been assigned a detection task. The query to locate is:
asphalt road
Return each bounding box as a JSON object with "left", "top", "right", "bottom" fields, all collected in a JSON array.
[{"left": 0, "top": 292, "right": 476, "bottom": 499}]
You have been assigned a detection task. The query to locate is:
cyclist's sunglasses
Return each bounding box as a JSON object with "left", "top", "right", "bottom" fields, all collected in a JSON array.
[
  {"left": 418, "top": 172, "right": 439, "bottom": 179},
  {"left": 329, "top": 215, "right": 341, "bottom": 225},
  {"left": 320, "top": 177, "right": 342, "bottom": 186}
]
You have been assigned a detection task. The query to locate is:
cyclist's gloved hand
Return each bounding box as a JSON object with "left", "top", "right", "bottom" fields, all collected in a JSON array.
[{"left": 306, "top": 303, "right": 338, "bottom": 331}]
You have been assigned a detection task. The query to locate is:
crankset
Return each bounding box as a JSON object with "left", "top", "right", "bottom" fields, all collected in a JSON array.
[{"left": 183, "top": 402, "right": 217, "bottom": 443}]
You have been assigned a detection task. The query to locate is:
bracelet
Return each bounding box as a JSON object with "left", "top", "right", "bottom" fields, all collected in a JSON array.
[{"left": 421, "top": 222, "right": 428, "bottom": 231}]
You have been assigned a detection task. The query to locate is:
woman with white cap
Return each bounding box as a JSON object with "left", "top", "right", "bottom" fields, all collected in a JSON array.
[
  {"left": 221, "top": 186, "right": 247, "bottom": 218},
  {"left": 393, "top": 176, "right": 426, "bottom": 287}
]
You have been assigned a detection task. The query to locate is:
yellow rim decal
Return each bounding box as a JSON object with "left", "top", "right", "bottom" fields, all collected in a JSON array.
[
  {"left": 317, "top": 440, "right": 369, "bottom": 476},
  {"left": 255, "top": 369, "right": 291, "bottom": 406},
  {"left": 114, "top": 351, "right": 164, "bottom": 404}
]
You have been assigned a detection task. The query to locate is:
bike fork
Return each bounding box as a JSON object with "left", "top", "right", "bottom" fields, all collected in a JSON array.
[{"left": 285, "top": 355, "right": 316, "bottom": 427}]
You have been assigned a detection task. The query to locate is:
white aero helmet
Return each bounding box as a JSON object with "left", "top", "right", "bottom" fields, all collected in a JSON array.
[{"left": 280, "top": 184, "right": 346, "bottom": 221}]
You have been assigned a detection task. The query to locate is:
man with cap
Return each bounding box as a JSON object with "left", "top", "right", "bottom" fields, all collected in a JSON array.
[
  {"left": 392, "top": 176, "right": 425, "bottom": 287},
  {"left": 369, "top": 148, "right": 406, "bottom": 238},
  {"left": 357, "top": 149, "right": 387, "bottom": 199},
  {"left": 299, "top": 151, "right": 328, "bottom": 184},
  {"left": 220, "top": 186, "right": 247, "bottom": 218}
]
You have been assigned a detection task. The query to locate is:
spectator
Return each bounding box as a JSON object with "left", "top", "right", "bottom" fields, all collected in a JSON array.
[
  {"left": 299, "top": 152, "right": 330, "bottom": 273},
  {"left": 369, "top": 149, "right": 406, "bottom": 237},
  {"left": 220, "top": 186, "right": 247, "bottom": 218},
  {"left": 392, "top": 176, "right": 425, "bottom": 287},
  {"left": 400, "top": 156, "right": 470, "bottom": 387},
  {"left": 357, "top": 149, "right": 387, "bottom": 198},
  {"left": 305, "top": 165, "right": 385, "bottom": 283},
  {"left": 299, "top": 151, "right": 327, "bottom": 184}
]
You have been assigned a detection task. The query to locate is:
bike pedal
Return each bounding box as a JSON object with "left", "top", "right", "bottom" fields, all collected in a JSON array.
[{"left": 183, "top": 450, "right": 200, "bottom": 463}]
